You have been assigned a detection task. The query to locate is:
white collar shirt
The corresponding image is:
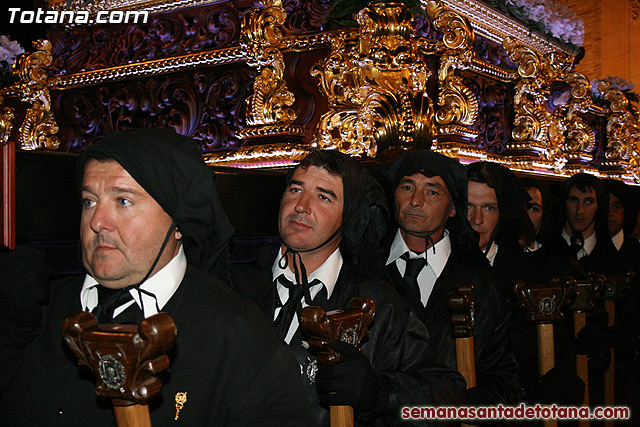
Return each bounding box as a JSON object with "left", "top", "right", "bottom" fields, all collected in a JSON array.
[
  {"left": 386, "top": 229, "right": 451, "bottom": 307},
  {"left": 272, "top": 247, "right": 343, "bottom": 344},
  {"left": 561, "top": 229, "right": 597, "bottom": 259},
  {"left": 80, "top": 244, "right": 187, "bottom": 318},
  {"left": 523, "top": 241, "right": 542, "bottom": 253},
  {"left": 612, "top": 229, "right": 624, "bottom": 251},
  {"left": 486, "top": 242, "right": 499, "bottom": 266}
]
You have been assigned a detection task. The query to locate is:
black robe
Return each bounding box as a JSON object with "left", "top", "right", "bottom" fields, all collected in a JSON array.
[
  {"left": 386, "top": 237, "right": 520, "bottom": 407},
  {"left": 0, "top": 265, "right": 316, "bottom": 427},
  {"left": 233, "top": 254, "right": 465, "bottom": 427}
]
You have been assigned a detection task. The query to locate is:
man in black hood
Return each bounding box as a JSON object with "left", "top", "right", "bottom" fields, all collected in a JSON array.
[
  {"left": 465, "top": 164, "right": 585, "bottom": 408},
  {"left": 380, "top": 150, "right": 520, "bottom": 408},
  {"left": 234, "top": 149, "right": 464, "bottom": 426},
  {"left": 0, "top": 128, "right": 316, "bottom": 426},
  {"left": 555, "top": 173, "right": 629, "bottom": 277}
]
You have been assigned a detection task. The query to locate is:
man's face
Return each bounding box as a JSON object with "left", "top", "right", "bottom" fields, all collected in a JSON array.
[
  {"left": 467, "top": 181, "right": 500, "bottom": 251},
  {"left": 278, "top": 165, "right": 344, "bottom": 253},
  {"left": 608, "top": 193, "right": 624, "bottom": 236},
  {"left": 526, "top": 187, "right": 543, "bottom": 235},
  {"left": 80, "top": 159, "right": 182, "bottom": 289},
  {"left": 565, "top": 185, "right": 597, "bottom": 236},
  {"left": 394, "top": 173, "right": 455, "bottom": 243}
]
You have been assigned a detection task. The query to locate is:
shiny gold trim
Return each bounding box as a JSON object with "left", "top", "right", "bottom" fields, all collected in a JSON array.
[
  {"left": 1, "top": 32, "right": 333, "bottom": 95},
  {"left": 13, "top": 40, "right": 60, "bottom": 151},
  {"left": 241, "top": 0, "right": 297, "bottom": 127},
  {"left": 2, "top": 47, "right": 247, "bottom": 95},
  {"left": 469, "top": 58, "right": 516, "bottom": 82},
  {"left": 203, "top": 143, "right": 309, "bottom": 168},
  {"left": 437, "top": 0, "right": 572, "bottom": 55},
  {"left": 235, "top": 124, "right": 308, "bottom": 139}
]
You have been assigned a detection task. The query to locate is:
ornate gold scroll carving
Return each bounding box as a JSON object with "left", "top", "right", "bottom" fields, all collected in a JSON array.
[
  {"left": 12, "top": 40, "right": 60, "bottom": 151},
  {"left": 503, "top": 37, "right": 585, "bottom": 170},
  {"left": 598, "top": 81, "right": 640, "bottom": 176},
  {"left": 311, "top": 2, "right": 435, "bottom": 158},
  {"left": 238, "top": 0, "right": 306, "bottom": 140},
  {"left": 562, "top": 72, "right": 596, "bottom": 161},
  {"left": 427, "top": 1, "right": 479, "bottom": 136}
]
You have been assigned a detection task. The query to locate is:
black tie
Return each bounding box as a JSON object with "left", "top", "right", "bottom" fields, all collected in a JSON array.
[
  {"left": 92, "top": 286, "right": 138, "bottom": 324},
  {"left": 400, "top": 252, "right": 426, "bottom": 302},
  {"left": 274, "top": 275, "right": 322, "bottom": 339},
  {"left": 569, "top": 231, "right": 584, "bottom": 259}
]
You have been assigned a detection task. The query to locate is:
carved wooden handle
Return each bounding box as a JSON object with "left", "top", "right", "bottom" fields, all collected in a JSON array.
[
  {"left": 301, "top": 296, "right": 375, "bottom": 366},
  {"left": 61, "top": 312, "right": 177, "bottom": 427},
  {"left": 301, "top": 297, "right": 376, "bottom": 427}
]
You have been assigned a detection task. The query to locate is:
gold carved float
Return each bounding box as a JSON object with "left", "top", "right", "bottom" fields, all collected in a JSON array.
[{"left": 0, "top": 0, "right": 638, "bottom": 182}]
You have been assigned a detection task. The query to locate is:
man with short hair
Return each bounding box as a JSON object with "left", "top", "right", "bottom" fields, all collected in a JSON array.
[
  {"left": 0, "top": 128, "right": 315, "bottom": 426},
  {"left": 380, "top": 151, "right": 520, "bottom": 407},
  {"left": 234, "top": 149, "right": 464, "bottom": 426}
]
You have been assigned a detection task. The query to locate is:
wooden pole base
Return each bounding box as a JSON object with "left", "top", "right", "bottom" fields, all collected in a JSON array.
[
  {"left": 330, "top": 405, "right": 354, "bottom": 427},
  {"left": 114, "top": 403, "right": 152, "bottom": 427}
]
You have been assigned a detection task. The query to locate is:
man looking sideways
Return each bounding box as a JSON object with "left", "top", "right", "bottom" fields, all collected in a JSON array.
[{"left": 0, "top": 128, "right": 315, "bottom": 426}]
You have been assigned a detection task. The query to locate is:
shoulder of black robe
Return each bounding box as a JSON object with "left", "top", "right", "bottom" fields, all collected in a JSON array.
[{"left": 77, "top": 128, "right": 234, "bottom": 285}]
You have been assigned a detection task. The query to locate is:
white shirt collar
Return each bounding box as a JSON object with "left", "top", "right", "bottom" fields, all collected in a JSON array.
[
  {"left": 272, "top": 246, "right": 343, "bottom": 301},
  {"left": 80, "top": 244, "right": 187, "bottom": 318},
  {"left": 386, "top": 228, "right": 451, "bottom": 278},
  {"left": 561, "top": 228, "right": 597, "bottom": 258},
  {"left": 524, "top": 241, "right": 542, "bottom": 252},
  {"left": 485, "top": 242, "right": 498, "bottom": 266},
  {"left": 612, "top": 229, "right": 624, "bottom": 251}
]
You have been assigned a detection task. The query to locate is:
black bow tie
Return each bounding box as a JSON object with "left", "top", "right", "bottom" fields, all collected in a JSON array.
[{"left": 273, "top": 275, "right": 322, "bottom": 339}]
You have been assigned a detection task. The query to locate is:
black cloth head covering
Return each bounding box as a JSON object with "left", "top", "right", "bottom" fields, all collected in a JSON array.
[
  {"left": 78, "top": 128, "right": 234, "bottom": 281},
  {"left": 379, "top": 149, "right": 476, "bottom": 246},
  {"left": 559, "top": 172, "right": 609, "bottom": 240},
  {"left": 602, "top": 178, "right": 636, "bottom": 235},
  {"left": 467, "top": 161, "right": 535, "bottom": 246},
  {"left": 284, "top": 150, "right": 389, "bottom": 278},
  {"left": 519, "top": 177, "right": 559, "bottom": 244}
]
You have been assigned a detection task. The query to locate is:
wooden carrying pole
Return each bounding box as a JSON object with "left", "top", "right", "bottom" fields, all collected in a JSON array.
[
  {"left": 301, "top": 297, "right": 376, "bottom": 427},
  {"left": 61, "top": 312, "right": 177, "bottom": 427},
  {"left": 448, "top": 283, "right": 476, "bottom": 427},
  {"left": 515, "top": 278, "right": 576, "bottom": 427}
]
